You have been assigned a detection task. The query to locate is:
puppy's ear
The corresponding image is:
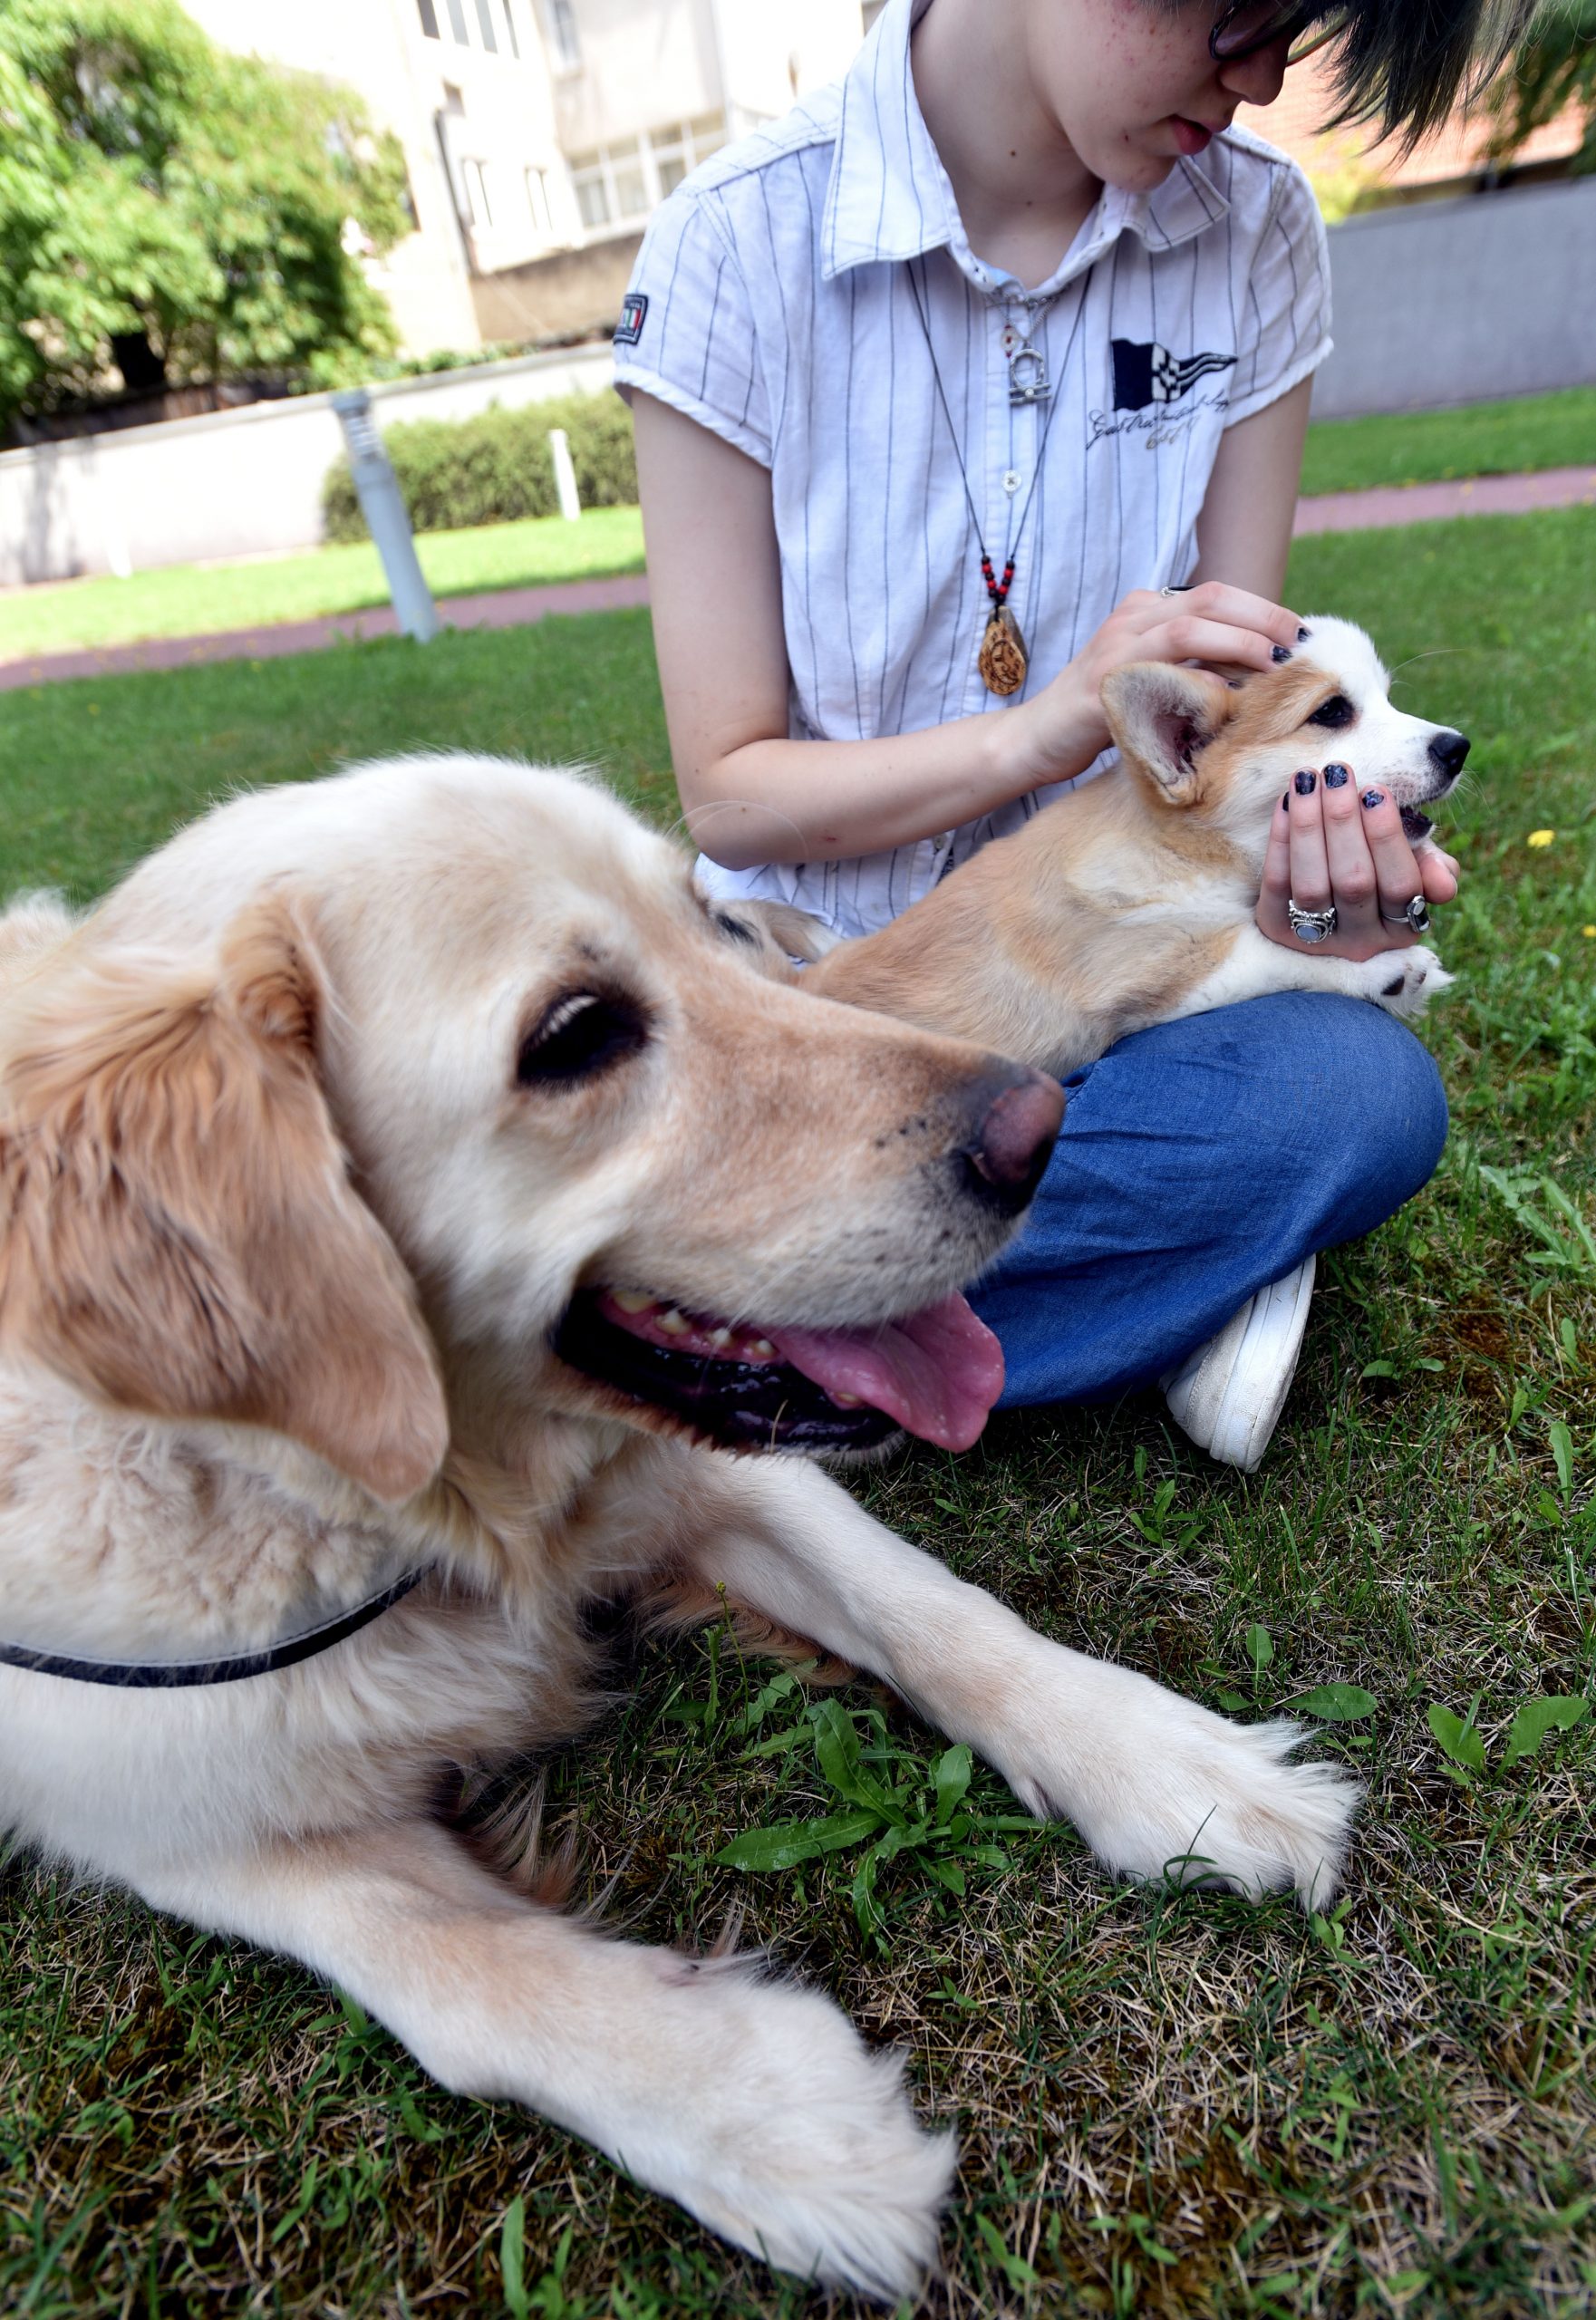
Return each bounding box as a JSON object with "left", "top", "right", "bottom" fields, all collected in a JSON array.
[
  {"left": 0, "top": 901, "right": 449, "bottom": 1503},
  {"left": 1102, "top": 662, "right": 1238, "bottom": 805}
]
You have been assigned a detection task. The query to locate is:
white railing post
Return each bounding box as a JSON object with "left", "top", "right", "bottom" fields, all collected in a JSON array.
[
  {"left": 331, "top": 388, "right": 441, "bottom": 643},
  {"left": 548, "top": 427, "right": 581, "bottom": 522}
]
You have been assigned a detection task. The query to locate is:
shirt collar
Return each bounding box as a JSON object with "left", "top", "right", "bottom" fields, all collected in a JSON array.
[{"left": 821, "top": 0, "right": 1231, "bottom": 288}]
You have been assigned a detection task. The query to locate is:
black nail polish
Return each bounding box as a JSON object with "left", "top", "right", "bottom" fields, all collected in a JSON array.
[
  {"left": 1272, "top": 645, "right": 1291, "bottom": 664},
  {"left": 1281, "top": 793, "right": 1291, "bottom": 812},
  {"left": 1294, "top": 768, "right": 1317, "bottom": 796},
  {"left": 1322, "top": 762, "right": 1349, "bottom": 788},
  {"left": 1361, "top": 788, "right": 1386, "bottom": 809},
  {"left": 1297, "top": 625, "right": 1311, "bottom": 642}
]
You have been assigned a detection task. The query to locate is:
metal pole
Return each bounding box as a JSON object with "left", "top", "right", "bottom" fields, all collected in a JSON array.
[
  {"left": 547, "top": 427, "right": 581, "bottom": 522},
  {"left": 330, "top": 387, "right": 441, "bottom": 643}
]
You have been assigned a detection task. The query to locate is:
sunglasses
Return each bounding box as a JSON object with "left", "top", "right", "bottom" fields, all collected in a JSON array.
[{"left": 1209, "top": 0, "right": 1349, "bottom": 66}]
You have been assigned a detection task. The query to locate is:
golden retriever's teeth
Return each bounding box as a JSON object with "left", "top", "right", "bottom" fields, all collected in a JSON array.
[
  {"left": 657, "top": 1307, "right": 692, "bottom": 1336},
  {"left": 830, "top": 1391, "right": 863, "bottom": 1407},
  {"left": 706, "top": 1326, "right": 733, "bottom": 1348},
  {"left": 746, "top": 1336, "right": 777, "bottom": 1359},
  {"left": 611, "top": 1289, "right": 653, "bottom": 1315}
]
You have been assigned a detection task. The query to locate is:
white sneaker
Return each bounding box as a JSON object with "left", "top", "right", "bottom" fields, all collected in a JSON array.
[{"left": 1161, "top": 1256, "right": 1316, "bottom": 1473}]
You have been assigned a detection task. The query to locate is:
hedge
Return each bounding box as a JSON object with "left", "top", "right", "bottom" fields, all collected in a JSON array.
[{"left": 322, "top": 391, "right": 636, "bottom": 540}]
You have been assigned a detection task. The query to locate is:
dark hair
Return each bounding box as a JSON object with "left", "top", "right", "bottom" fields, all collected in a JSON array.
[{"left": 1317, "top": 0, "right": 1542, "bottom": 150}]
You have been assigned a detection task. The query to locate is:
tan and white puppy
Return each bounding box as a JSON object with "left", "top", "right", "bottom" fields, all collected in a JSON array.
[
  {"left": 0, "top": 759, "right": 1358, "bottom": 2303},
  {"left": 808, "top": 617, "right": 1463, "bottom": 1074}
]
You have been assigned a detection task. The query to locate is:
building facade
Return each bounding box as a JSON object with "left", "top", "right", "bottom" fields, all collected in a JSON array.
[{"left": 184, "top": 0, "right": 867, "bottom": 356}]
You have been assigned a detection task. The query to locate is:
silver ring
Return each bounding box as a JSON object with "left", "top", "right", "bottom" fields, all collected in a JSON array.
[
  {"left": 1380, "top": 895, "right": 1431, "bottom": 934},
  {"left": 1287, "top": 899, "right": 1338, "bottom": 945},
  {"left": 1160, "top": 584, "right": 1194, "bottom": 597}
]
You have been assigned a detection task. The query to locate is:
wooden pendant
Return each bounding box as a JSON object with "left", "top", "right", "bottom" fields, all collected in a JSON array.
[{"left": 979, "top": 606, "right": 1028, "bottom": 697}]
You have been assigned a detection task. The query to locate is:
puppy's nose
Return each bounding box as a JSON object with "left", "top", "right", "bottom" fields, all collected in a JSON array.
[
  {"left": 961, "top": 1066, "right": 1065, "bottom": 1214},
  {"left": 1428, "top": 730, "right": 1469, "bottom": 781}
]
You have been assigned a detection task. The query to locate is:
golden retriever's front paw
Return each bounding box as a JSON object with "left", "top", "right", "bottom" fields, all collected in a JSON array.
[
  {"left": 1366, "top": 944, "right": 1452, "bottom": 1018},
  {"left": 634, "top": 1960, "right": 954, "bottom": 2302},
  {"left": 1003, "top": 1671, "right": 1359, "bottom": 1909}
]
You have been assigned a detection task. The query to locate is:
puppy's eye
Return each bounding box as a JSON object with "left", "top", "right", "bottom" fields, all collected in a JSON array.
[
  {"left": 1307, "top": 693, "right": 1355, "bottom": 730},
  {"left": 517, "top": 991, "right": 648, "bottom": 1087},
  {"left": 713, "top": 911, "right": 759, "bottom": 947}
]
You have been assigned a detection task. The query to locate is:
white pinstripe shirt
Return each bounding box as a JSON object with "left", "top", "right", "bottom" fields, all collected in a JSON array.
[{"left": 614, "top": 0, "right": 1332, "bottom": 939}]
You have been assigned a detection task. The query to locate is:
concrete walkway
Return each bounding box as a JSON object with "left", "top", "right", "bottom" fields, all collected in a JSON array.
[{"left": 3, "top": 464, "right": 1592, "bottom": 692}]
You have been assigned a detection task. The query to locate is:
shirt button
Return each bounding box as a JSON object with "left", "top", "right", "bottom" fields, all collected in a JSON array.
[{"left": 1002, "top": 469, "right": 1022, "bottom": 495}]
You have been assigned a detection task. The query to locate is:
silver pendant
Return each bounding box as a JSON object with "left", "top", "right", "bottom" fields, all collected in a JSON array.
[{"left": 1007, "top": 342, "right": 1050, "bottom": 406}]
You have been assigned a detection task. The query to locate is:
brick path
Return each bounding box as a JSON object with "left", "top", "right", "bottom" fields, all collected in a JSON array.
[
  {"left": 4, "top": 463, "right": 1592, "bottom": 692},
  {"left": 0, "top": 571, "right": 652, "bottom": 693}
]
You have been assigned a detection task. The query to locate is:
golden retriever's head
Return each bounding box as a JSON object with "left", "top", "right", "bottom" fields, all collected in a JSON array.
[
  {"left": 0, "top": 759, "right": 1061, "bottom": 1490},
  {"left": 1103, "top": 616, "right": 1469, "bottom": 856}
]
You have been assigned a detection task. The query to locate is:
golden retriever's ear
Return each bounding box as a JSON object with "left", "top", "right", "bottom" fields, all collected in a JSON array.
[
  {"left": 0, "top": 903, "right": 449, "bottom": 1503},
  {"left": 1102, "top": 662, "right": 1238, "bottom": 805}
]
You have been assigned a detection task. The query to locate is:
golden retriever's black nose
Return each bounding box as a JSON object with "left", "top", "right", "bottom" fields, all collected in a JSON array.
[
  {"left": 1428, "top": 730, "right": 1469, "bottom": 780},
  {"left": 962, "top": 1067, "right": 1065, "bottom": 1213}
]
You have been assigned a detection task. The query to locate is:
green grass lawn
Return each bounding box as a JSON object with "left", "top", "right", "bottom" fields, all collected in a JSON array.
[
  {"left": 1, "top": 508, "right": 1593, "bottom": 2319},
  {"left": 1300, "top": 384, "right": 1596, "bottom": 499},
  {"left": 0, "top": 503, "right": 645, "bottom": 663}
]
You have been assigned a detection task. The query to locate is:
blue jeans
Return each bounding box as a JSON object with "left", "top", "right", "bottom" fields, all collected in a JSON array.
[{"left": 969, "top": 994, "right": 1448, "bottom": 1407}]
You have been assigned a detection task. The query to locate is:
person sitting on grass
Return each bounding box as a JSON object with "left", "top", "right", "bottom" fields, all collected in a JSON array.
[{"left": 614, "top": 0, "right": 1525, "bottom": 1470}]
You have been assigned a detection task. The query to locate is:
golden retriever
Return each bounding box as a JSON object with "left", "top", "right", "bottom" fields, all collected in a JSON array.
[{"left": 0, "top": 758, "right": 1357, "bottom": 2300}]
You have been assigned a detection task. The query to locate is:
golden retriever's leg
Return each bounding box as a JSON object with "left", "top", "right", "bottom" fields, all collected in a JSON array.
[
  {"left": 671, "top": 1453, "right": 1358, "bottom": 1908},
  {"left": 132, "top": 1815, "right": 953, "bottom": 2298}
]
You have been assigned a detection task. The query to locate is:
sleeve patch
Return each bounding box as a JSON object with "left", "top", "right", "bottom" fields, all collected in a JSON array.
[{"left": 614, "top": 292, "right": 649, "bottom": 348}]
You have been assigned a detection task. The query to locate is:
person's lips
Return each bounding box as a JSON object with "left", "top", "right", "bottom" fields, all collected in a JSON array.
[{"left": 1171, "top": 116, "right": 1216, "bottom": 155}]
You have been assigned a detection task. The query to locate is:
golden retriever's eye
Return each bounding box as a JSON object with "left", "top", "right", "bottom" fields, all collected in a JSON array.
[
  {"left": 713, "top": 911, "right": 758, "bottom": 947},
  {"left": 1307, "top": 693, "right": 1355, "bottom": 730},
  {"left": 517, "top": 991, "right": 648, "bottom": 1087}
]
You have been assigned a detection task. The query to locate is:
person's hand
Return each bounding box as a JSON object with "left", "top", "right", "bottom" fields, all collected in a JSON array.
[
  {"left": 1256, "top": 765, "right": 1461, "bottom": 961},
  {"left": 1001, "top": 582, "right": 1303, "bottom": 790}
]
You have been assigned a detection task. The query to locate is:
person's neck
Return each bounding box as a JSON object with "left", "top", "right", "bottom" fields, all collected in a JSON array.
[{"left": 910, "top": 0, "right": 1101, "bottom": 286}]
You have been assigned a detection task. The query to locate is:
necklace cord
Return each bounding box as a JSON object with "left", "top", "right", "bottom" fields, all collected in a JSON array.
[{"left": 905, "top": 256, "right": 1094, "bottom": 614}]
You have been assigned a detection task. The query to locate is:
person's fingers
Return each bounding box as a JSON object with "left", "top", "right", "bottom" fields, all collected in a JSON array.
[
  {"left": 1116, "top": 583, "right": 1301, "bottom": 654},
  {"left": 1285, "top": 768, "right": 1332, "bottom": 909},
  {"left": 1149, "top": 580, "right": 1302, "bottom": 652},
  {"left": 1416, "top": 845, "right": 1461, "bottom": 904},
  {"left": 1317, "top": 759, "right": 1382, "bottom": 937},
  {"left": 1144, "top": 614, "right": 1297, "bottom": 676},
  {"left": 1358, "top": 786, "right": 1429, "bottom": 917},
  {"left": 1260, "top": 789, "right": 1293, "bottom": 904}
]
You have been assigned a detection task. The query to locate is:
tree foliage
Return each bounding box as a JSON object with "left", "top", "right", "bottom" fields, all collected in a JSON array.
[
  {"left": 0, "top": 0, "right": 410, "bottom": 428},
  {"left": 1487, "top": 0, "right": 1596, "bottom": 169}
]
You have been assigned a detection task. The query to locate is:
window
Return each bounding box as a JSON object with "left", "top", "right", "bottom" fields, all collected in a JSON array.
[
  {"left": 525, "top": 165, "right": 552, "bottom": 234},
  {"left": 501, "top": 0, "right": 520, "bottom": 57},
  {"left": 474, "top": 0, "right": 497, "bottom": 50},
  {"left": 460, "top": 157, "right": 493, "bottom": 227},
  {"left": 570, "top": 155, "right": 608, "bottom": 229},
  {"left": 545, "top": 0, "right": 580, "bottom": 72},
  {"left": 416, "top": 0, "right": 440, "bottom": 35},
  {"left": 445, "top": 0, "right": 469, "bottom": 43},
  {"left": 565, "top": 117, "right": 727, "bottom": 237}
]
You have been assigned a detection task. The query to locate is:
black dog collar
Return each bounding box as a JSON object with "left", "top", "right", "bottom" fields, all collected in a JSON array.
[{"left": 0, "top": 1566, "right": 426, "bottom": 1688}]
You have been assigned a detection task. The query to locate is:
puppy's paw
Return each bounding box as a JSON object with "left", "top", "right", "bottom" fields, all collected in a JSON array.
[
  {"left": 1365, "top": 944, "right": 1452, "bottom": 1018},
  {"left": 634, "top": 1959, "right": 954, "bottom": 2301},
  {"left": 1008, "top": 1669, "right": 1359, "bottom": 1909}
]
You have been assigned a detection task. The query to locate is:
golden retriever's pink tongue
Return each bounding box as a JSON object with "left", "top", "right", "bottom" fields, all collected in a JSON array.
[{"left": 769, "top": 1294, "right": 1004, "bottom": 1451}]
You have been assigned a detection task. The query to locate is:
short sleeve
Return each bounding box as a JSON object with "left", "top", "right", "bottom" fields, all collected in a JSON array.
[
  {"left": 612, "top": 189, "right": 773, "bottom": 469},
  {"left": 1224, "top": 158, "right": 1332, "bottom": 427}
]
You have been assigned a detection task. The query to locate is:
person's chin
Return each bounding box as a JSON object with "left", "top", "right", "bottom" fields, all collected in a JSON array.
[{"left": 1095, "top": 139, "right": 1182, "bottom": 193}]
